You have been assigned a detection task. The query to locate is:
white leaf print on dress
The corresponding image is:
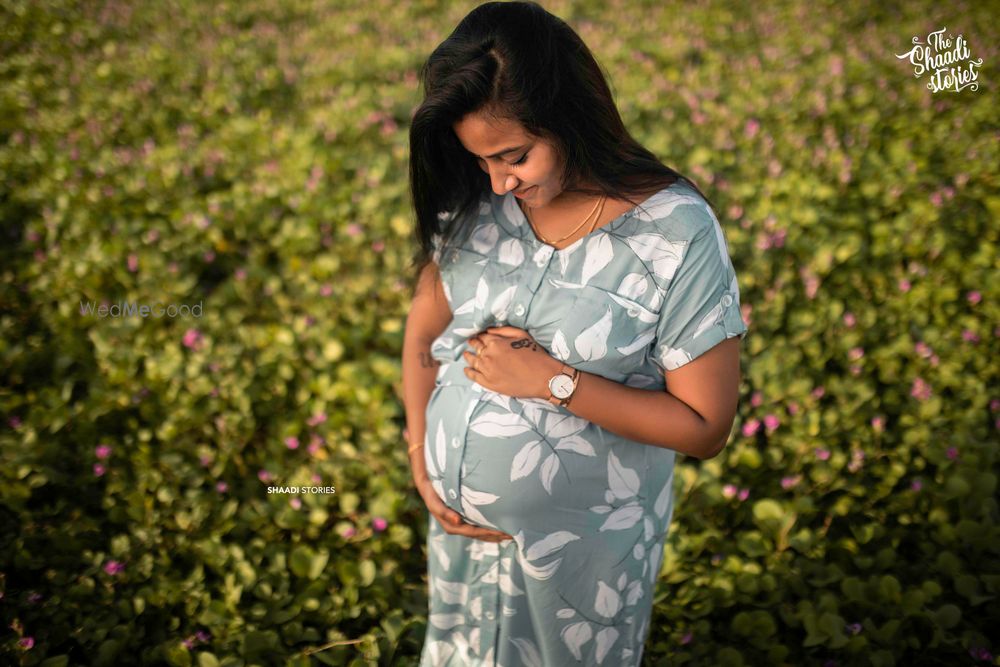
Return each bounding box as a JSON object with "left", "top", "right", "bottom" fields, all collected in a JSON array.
[
  {"left": 436, "top": 579, "right": 469, "bottom": 604},
  {"left": 654, "top": 475, "right": 674, "bottom": 519},
  {"left": 595, "top": 580, "right": 622, "bottom": 618},
  {"left": 498, "top": 237, "right": 525, "bottom": 266},
  {"left": 626, "top": 233, "right": 686, "bottom": 281},
  {"left": 600, "top": 501, "right": 644, "bottom": 531},
  {"left": 509, "top": 637, "right": 544, "bottom": 667},
  {"left": 616, "top": 328, "right": 656, "bottom": 357},
  {"left": 429, "top": 613, "right": 465, "bottom": 629},
  {"left": 557, "top": 608, "right": 576, "bottom": 619},
  {"left": 426, "top": 640, "right": 456, "bottom": 664},
  {"left": 574, "top": 305, "right": 613, "bottom": 361},
  {"left": 545, "top": 412, "right": 588, "bottom": 438},
  {"left": 595, "top": 626, "right": 620, "bottom": 664},
  {"left": 631, "top": 191, "right": 706, "bottom": 222},
  {"left": 460, "top": 486, "right": 501, "bottom": 528},
  {"left": 580, "top": 234, "right": 613, "bottom": 286},
  {"left": 551, "top": 329, "right": 571, "bottom": 361},
  {"left": 474, "top": 275, "right": 490, "bottom": 312},
  {"left": 607, "top": 292, "right": 658, "bottom": 323},
  {"left": 432, "top": 420, "right": 446, "bottom": 477},
  {"left": 617, "top": 273, "right": 648, "bottom": 300},
  {"left": 554, "top": 435, "right": 596, "bottom": 457},
  {"left": 608, "top": 450, "right": 640, "bottom": 499},
  {"left": 510, "top": 440, "right": 543, "bottom": 481},
  {"left": 471, "top": 222, "right": 500, "bottom": 254},
  {"left": 525, "top": 530, "right": 581, "bottom": 560},
  {"left": 430, "top": 533, "right": 452, "bottom": 571},
  {"left": 469, "top": 411, "right": 532, "bottom": 437},
  {"left": 491, "top": 285, "right": 517, "bottom": 321},
  {"left": 560, "top": 621, "right": 593, "bottom": 660},
  {"left": 540, "top": 452, "right": 560, "bottom": 494}
]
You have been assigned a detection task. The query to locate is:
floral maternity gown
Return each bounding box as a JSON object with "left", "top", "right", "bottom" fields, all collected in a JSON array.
[{"left": 418, "top": 179, "right": 748, "bottom": 666}]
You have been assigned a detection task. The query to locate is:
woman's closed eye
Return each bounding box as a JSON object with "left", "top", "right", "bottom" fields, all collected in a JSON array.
[{"left": 511, "top": 152, "right": 529, "bottom": 167}]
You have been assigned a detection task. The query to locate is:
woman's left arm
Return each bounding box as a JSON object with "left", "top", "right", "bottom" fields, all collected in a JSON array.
[{"left": 464, "top": 327, "right": 741, "bottom": 460}]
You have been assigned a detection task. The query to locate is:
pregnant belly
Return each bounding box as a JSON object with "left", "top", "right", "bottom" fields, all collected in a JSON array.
[{"left": 456, "top": 394, "right": 614, "bottom": 537}]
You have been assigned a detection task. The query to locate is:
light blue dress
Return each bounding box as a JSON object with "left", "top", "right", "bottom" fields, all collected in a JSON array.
[{"left": 418, "top": 180, "right": 748, "bottom": 666}]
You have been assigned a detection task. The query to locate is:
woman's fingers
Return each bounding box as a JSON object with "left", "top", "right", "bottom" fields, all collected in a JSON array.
[{"left": 416, "top": 477, "right": 512, "bottom": 542}]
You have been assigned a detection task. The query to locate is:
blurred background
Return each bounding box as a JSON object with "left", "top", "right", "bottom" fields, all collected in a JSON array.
[{"left": 1, "top": 0, "right": 997, "bottom": 664}]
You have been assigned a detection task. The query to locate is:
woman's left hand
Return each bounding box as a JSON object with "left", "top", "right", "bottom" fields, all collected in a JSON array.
[{"left": 463, "top": 326, "right": 561, "bottom": 400}]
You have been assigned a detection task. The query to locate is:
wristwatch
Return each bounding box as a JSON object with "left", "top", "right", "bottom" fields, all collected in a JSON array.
[{"left": 547, "top": 363, "right": 580, "bottom": 407}]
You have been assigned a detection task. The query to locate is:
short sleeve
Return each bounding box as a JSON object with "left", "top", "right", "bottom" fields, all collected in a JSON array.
[{"left": 651, "top": 213, "right": 748, "bottom": 373}]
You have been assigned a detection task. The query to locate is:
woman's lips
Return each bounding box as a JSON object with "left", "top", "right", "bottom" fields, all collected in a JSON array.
[{"left": 514, "top": 186, "right": 536, "bottom": 198}]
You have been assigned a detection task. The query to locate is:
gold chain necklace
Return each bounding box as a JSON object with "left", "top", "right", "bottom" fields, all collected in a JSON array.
[{"left": 521, "top": 193, "right": 607, "bottom": 246}]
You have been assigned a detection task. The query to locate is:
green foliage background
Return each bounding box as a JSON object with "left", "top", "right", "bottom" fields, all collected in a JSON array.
[{"left": 1, "top": 0, "right": 997, "bottom": 665}]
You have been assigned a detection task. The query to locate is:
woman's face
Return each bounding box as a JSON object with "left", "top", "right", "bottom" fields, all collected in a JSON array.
[{"left": 452, "top": 111, "right": 565, "bottom": 207}]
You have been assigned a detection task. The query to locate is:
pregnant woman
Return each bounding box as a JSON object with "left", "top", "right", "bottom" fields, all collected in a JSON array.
[{"left": 401, "top": 3, "right": 748, "bottom": 665}]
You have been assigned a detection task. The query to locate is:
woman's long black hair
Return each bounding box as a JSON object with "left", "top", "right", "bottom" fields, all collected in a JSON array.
[{"left": 407, "top": 1, "right": 717, "bottom": 295}]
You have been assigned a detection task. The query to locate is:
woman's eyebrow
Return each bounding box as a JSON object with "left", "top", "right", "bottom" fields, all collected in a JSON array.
[{"left": 477, "top": 143, "right": 529, "bottom": 159}]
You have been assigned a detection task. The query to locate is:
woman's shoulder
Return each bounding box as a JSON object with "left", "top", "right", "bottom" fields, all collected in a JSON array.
[{"left": 629, "top": 180, "right": 717, "bottom": 242}]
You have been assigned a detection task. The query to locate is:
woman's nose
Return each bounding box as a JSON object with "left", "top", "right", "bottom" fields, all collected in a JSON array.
[{"left": 489, "top": 171, "right": 519, "bottom": 195}]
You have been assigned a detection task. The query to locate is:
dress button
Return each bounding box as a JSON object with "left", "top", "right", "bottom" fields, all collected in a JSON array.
[
  {"left": 451, "top": 437, "right": 461, "bottom": 448},
  {"left": 448, "top": 489, "right": 457, "bottom": 499},
  {"left": 514, "top": 304, "right": 525, "bottom": 316},
  {"left": 451, "top": 251, "right": 459, "bottom": 263},
  {"left": 485, "top": 611, "right": 495, "bottom": 620},
  {"left": 722, "top": 294, "right": 733, "bottom": 307}
]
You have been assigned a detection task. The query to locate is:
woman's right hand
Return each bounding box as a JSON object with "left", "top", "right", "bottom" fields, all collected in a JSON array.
[{"left": 412, "top": 472, "right": 513, "bottom": 544}]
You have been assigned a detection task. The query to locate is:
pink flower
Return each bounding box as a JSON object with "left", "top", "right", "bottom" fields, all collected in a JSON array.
[
  {"left": 95, "top": 444, "right": 112, "bottom": 459},
  {"left": 930, "top": 191, "right": 942, "bottom": 207},
  {"left": 744, "top": 119, "right": 760, "bottom": 139},
  {"left": 216, "top": 481, "right": 228, "bottom": 493},
  {"left": 235, "top": 268, "right": 247, "bottom": 281},
  {"left": 372, "top": 240, "right": 385, "bottom": 253},
  {"left": 103, "top": 560, "right": 125, "bottom": 575},
  {"left": 308, "top": 435, "right": 323, "bottom": 455},
  {"left": 787, "top": 402, "right": 800, "bottom": 416},
  {"left": 741, "top": 418, "right": 760, "bottom": 437},
  {"left": 285, "top": 436, "right": 299, "bottom": 450},
  {"left": 373, "top": 517, "right": 388, "bottom": 532},
  {"left": 320, "top": 283, "right": 333, "bottom": 297},
  {"left": 17, "top": 637, "right": 34, "bottom": 649},
  {"left": 911, "top": 479, "right": 923, "bottom": 491},
  {"left": 898, "top": 278, "right": 911, "bottom": 292},
  {"left": 811, "top": 386, "right": 825, "bottom": 399},
  {"left": 750, "top": 391, "right": 763, "bottom": 407},
  {"left": 737, "top": 488, "right": 750, "bottom": 501},
  {"left": 199, "top": 454, "right": 212, "bottom": 467},
  {"left": 307, "top": 412, "right": 327, "bottom": 427},
  {"left": 203, "top": 251, "right": 215, "bottom": 263},
  {"left": 257, "top": 469, "right": 273, "bottom": 483},
  {"left": 962, "top": 329, "right": 980, "bottom": 343},
  {"left": 721, "top": 484, "right": 737, "bottom": 499},
  {"left": 763, "top": 414, "right": 780, "bottom": 431},
  {"left": 910, "top": 377, "right": 932, "bottom": 401},
  {"left": 680, "top": 631, "right": 693, "bottom": 645},
  {"left": 127, "top": 254, "right": 138, "bottom": 272},
  {"left": 290, "top": 498, "right": 302, "bottom": 509},
  {"left": 914, "top": 341, "right": 932, "bottom": 358},
  {"left": 345, "top": 223, "right": 363, "bottom": 237},
  {"left": 946, "top": 446, "right": 959, "bottom": 461},
  {"left": 848, "top": 347, "right": 864, "bottom": 361},
  {"left": 182, "top": 328, "right": 203, "bottom": 350},
  {"left": 871, "top": 415, "right": 885, "bottom": 432},
  {"left": 815, "top": 448, "right": 831, "bottom": 461},
  {"left": 990, "top": 399, "right": 1000, "bottom": 412},
  {"left": 341, "top": 525, "right": 357, "bottom": 538},
  {"left": 843, "top": 312, "right": 856, "bottom": 327},
  {"left": 93, "top": 464, "right": 106, "bottom": 477},
  {"left": 781, "top": 475, "right": 801, "bottom": 489}
]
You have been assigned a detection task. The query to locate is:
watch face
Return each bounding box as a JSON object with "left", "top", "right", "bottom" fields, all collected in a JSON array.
[{"left": 550, "top": 374, "right": 574, "bottom": 398}]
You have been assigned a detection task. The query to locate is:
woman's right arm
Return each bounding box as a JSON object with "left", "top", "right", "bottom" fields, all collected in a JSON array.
[
  {"left": 401, "top": 260, "right": 451, "bottom": 483},
  {"left": 402, "top": 261, "right": 513, "bottom": 543}
]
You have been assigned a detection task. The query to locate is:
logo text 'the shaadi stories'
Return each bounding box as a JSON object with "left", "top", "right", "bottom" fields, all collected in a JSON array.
[{"left": 895, "top": 27, "right": 982, "bottom": 93}]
